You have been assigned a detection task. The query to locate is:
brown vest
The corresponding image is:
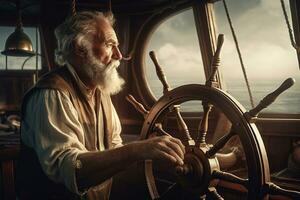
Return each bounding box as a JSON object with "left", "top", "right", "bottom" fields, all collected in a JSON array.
[{"left": 17, "top": 66, "right": 114, "bottom": 199}]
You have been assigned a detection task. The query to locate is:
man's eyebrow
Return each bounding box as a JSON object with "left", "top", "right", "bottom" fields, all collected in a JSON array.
[{"left": 105, "top": 38, "right": 119, "bottom": 45}]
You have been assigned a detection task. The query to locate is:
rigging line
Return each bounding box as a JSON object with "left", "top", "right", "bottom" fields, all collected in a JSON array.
[
  {"left": 108, "top": 0, "right": 112, "bottom": 13},
  {"left": 222, "top": 0, "right": 255, "bottom": 108},
  {"left": 280, "top": 0, "right": 300, "bottom": 52},
  {"left": 71, "top": 0, "right": 76, "bottom": 16},
  {"left": 35, "top": 26, "right": 39, "bottom": 81}
]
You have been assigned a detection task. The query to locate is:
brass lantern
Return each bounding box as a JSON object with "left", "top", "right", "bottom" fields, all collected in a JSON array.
[{"left": 1, "top": 2, "right": 35, "bottom": 57}]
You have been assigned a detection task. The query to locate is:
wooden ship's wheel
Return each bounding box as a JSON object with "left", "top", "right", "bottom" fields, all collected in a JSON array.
[{"left": 127, "top": 35, "right": 300, "bottom": 200}]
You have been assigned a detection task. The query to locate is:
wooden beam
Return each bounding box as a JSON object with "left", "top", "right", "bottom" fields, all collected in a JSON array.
[
  {"left": 193, "top": 1, "right": 216, "bottom": 80},
  {"left": 290, "top": 0, "right": 300, "bottom": 69}
]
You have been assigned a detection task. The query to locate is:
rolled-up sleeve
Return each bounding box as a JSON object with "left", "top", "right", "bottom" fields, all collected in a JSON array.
[{"left": 21, "top": 89, "right": 87, "bottom": 194}]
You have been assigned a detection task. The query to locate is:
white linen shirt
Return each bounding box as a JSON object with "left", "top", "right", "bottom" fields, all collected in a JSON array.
[{"left": 21, "top": 64, "right": 122, "bottom": 194}]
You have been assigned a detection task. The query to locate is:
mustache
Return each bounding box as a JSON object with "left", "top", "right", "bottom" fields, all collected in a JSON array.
[{"left": 105, "top": 60, "right": 120, "bottom": 72}]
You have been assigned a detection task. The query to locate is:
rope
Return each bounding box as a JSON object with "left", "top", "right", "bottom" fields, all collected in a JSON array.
[
  {"left": 71, "top": 0, "right": 76, "bottom": 16},
  {"left": 222, "top": 0, "right": 255, "bottom": 108},
  {"left": 108, "top": 0, "right": 112, "bottom": 13},
  {"left": 280, "top": 0, "right": 300, "bottom": 52},
  {"left": 16, "top": 0, "right": 22, "bottom": 28}
]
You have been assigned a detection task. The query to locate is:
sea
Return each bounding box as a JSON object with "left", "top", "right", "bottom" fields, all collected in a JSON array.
[{"left": 148, "top": 78, "right": 300, "bottom": 114}]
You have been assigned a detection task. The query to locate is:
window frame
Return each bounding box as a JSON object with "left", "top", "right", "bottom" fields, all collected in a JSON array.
[
  {"left": 290, "top": 0, "right": 300, "bottom": 69},
  {"left": 131, "top": 0, "right": 300, "bottom": 119},
  {"left": 132, "top": 1, "right": 218, "bottom": 110}
]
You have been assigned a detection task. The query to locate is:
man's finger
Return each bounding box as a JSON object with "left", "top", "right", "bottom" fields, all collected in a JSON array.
[
  {"left": 169, "top": 137, "right": 185, "bottom": 154},
  {"left": 156, "top": 144, "right": 184, "bottom": 165},
  {"left": 164, "top": 140, "right": 185, "bottom": 159},
  {"left": 158, "top": 151, "right": 184, "bottom": 165}
]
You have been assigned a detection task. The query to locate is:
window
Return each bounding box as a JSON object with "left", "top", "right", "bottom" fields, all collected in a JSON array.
[
  {"left": 0, "top": 26, "right": 41, "bottom": 70},
  {"left": 214, "top": 0, "right": 300, "bottom": 114},
  {"left": 145, "top": 8, "right": 205, "bottom": 112}
]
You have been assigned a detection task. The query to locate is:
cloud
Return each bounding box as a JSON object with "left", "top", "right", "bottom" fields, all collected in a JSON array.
[
  {"left": 145, "top": 8, "right": 205, "bottom": 84},
  {"left": 144, "top": 0, "right": 300, "bottom": 108},
  {"left": 221, "top": 40, "right": 298, "bottom": 80},
  {"left": 146, "top": 42, "right": 205, "bottom": 82},
  {"left": 158, "top": 43, "right": 202, "bottom": 72},
  {"left": 214, "top": 0, "right": 299, "bottom": 80},
  {"left": 149, "top": 9, "right": 197, "bottom": 47}
]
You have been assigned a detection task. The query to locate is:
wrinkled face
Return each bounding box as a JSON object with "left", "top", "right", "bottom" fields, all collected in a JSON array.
[
  {"left": 92, "top": 19, "right": 122, "bottom": 65},
  {"left": 80, "top": 19, "right": 124, "bottom": 95}
]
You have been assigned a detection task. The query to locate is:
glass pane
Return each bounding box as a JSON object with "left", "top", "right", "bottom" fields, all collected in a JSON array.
[
  {"left": 145, "top": 8, "right": 205, "bottom": 99},
  {"left": 0, "top": 26, "right": 42, "bottom": 70},
  {"left": 214, "top": 0, "right": 300, "bottom": 114}
]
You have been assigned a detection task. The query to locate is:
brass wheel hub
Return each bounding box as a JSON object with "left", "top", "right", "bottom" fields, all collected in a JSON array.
[{"left": 176, "top": 146, "right": 219, "bottom": 195}]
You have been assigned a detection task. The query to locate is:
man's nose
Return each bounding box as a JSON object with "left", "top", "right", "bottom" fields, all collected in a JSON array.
[{"left": 112, "top": 46, "right": 122, "bottom": 61}]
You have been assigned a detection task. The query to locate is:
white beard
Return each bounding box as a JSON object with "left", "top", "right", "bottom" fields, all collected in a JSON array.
[{"left": 84, "top": 50, "right": 125, "bottom": 95}]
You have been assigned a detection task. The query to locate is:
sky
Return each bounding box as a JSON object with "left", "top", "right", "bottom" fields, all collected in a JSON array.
[
  {"left": 214, "top": 0, "right": 299, "bottom": 81},
  {"left": 145, "top": 0, "right": 300, "bottom": 82},
  {"left": 144, "top": 0, "right": 300, "bottom": 112}
]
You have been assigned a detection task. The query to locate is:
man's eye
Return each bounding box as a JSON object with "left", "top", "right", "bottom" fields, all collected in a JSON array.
[{"left": 105, "top": 42, "right": 114, "bottom": 48}]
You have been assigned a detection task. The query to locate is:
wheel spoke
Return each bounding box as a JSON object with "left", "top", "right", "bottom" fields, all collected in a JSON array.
[
  {"left": 206, "top": 187, "right": 224, "bottom": 200},
  {"left": 153, "top": 123, "right": 172, "bottom": 137},
  {"left": 126, "top": 94, "right": 149, "bottom": 118},
  {"left": 170, "top": 105, "right": 195, "bottom": 146},
  {"left": 196, "top": 100, "right": 213, "bottom": 146},
  {"left": 206, "top": 130, "right": 236, "bottom": 158},
  {"left": 205, "top": 34, "right": 224, "bottom": 88},
  {"left": 245, "top": 78, "right": 295, "bottom": 122},
  {"left": 266, "top": 182, "right": 300, "bottom": 199},
  {"left": 212, "top": 170, "right": 248, "bottom": 188},
  {"left": 149, "top": 50, "right": 171, "bottom": 94}
]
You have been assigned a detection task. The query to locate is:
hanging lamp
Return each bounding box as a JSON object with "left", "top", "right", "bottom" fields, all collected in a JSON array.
[{"left": 1, "top": 0, "right": 35, "bottom": 57}]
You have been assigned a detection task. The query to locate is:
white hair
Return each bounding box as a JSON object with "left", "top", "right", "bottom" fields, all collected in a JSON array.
[{"left": 54, "top": 11, "right": 115, "bottom": 66}]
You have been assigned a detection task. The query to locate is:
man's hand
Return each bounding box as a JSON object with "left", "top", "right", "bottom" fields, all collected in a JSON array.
[
  {"left": 76, "top": 135, "right": 185, "bottom": 190},
  {"left": 137, "top": 136, "right": 185, "bottom": 166}
]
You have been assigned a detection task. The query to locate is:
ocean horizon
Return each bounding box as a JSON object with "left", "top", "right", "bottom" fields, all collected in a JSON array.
[{"left": 148, "top": 78, "right": 300, "bottom": 114}]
